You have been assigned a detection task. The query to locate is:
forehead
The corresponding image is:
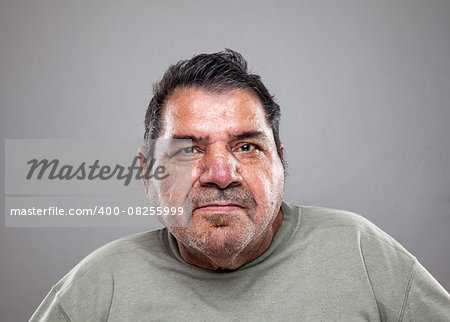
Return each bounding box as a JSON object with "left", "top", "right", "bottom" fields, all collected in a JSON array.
[{"left": 161, "top": 87, "right": 271, "bottom": 138}]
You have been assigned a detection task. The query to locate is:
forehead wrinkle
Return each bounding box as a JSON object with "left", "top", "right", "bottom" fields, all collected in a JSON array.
[{"left": 160, "top": 88, "right": 272, "bottom": 142}]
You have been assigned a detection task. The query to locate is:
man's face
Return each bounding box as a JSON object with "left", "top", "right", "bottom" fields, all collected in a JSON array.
[{"left": 159, "top": 87, "right": 284, "bottom": 255}]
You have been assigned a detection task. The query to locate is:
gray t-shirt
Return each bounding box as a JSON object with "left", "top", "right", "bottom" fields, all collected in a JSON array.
[{"left": 30, "top": 201, "right": 450, "bottom": 321}]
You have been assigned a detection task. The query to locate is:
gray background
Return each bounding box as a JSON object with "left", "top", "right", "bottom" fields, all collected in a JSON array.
[{"left": 1, "top": 0, "right": 449, "bottom": 320}]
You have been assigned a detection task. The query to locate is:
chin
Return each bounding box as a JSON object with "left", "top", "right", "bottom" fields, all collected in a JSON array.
[
  {"left": 192, "top": 241, "right": 245, "bottom": 256},
  {"left": 189, "top": 226, "right": 253, "bottom": 255}
]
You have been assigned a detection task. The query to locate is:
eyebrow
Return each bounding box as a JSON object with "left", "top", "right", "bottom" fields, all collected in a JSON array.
[
  {"left": 231, "top": 131, "right": 267, "bottom": 141},
  {"left": 171, "top": 134, "right": 209, "bottom": 144},
  {"left": 171, "top": 131, "right": 267, "bottom": 143}
]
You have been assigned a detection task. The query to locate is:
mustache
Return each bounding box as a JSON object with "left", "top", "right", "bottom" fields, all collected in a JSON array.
[{"left": 189, "top": 186, "right": 257, "bottom": 209}]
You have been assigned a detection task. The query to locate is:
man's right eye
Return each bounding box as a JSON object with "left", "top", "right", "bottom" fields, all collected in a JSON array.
[{"left": 177, "top": 146, "right": 197, "bottom": 155}]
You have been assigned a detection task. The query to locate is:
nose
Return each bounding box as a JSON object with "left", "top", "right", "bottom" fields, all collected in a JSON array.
[{"left": 198, "top": 146, "right": 241, "bottom": 189}]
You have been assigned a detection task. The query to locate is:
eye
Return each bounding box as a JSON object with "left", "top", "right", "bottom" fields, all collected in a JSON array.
[
  {"left": 169, "top": 146, "right": 199, "bottom": 159},
  {"left": 179, "top": 146, "right": 198, "bottom": 155},
  {"left": 237, "top": 143, "right": 256, "bottom": 152},
  {"left": 168, "top": 145, "right": 203, "bottom": 162}
]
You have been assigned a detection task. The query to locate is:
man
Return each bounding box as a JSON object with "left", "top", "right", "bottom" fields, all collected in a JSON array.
[{"left": 31, "top": 49, "right": 450, "bottom": 321}]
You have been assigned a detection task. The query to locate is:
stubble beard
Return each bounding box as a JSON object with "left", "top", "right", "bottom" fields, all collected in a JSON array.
[{"left": 169, "top": 185, "right": 278, "bottom": 256}]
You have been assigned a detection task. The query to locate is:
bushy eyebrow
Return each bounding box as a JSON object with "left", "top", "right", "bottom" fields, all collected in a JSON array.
[
  {"left": 171, "top": 131, "right": 268, "bottom": 144},
  {"left": 171, "top": 134, "right": 208, "bottom": 144},
  {"left": 231, "top": 131, "right": 267, "bottom": 141}
]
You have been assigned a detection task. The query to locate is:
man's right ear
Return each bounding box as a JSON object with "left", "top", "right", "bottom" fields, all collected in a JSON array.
[{"left": 137, "top": 146, "right": 149, "bottom": 196}]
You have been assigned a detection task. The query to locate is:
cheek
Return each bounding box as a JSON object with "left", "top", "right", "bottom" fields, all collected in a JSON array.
[
  {"left": 243, "top": 161, "right": 284, "bottom": 204},
  {"left": 191, "top": 163, "right": 202, "bottom": 184}
]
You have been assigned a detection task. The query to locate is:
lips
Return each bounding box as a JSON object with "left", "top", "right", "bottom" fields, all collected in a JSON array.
[{"left": 194, "top": 203, "right": 245, "bottom": 212}]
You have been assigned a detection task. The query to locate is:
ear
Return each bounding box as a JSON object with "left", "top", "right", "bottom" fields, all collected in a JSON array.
[
  {"left": 280, "top": 143, "right": 285, "bottom": 160},
  {"left": 138, "top": 146, "right": 149, "bottom": 195}
]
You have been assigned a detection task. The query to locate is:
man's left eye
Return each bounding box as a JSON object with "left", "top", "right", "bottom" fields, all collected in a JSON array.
[{"left": 238, "top": 144, "right": 256, "bottom": 152}]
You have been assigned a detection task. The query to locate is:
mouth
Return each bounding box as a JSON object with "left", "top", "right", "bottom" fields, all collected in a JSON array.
[{"left": 194, "top": 203, "right": 245, "bottom": 212}]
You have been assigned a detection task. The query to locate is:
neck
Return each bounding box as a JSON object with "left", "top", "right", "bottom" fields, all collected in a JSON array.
[{"left": 177, "top": 209, "right": 283, "bottom": 271}]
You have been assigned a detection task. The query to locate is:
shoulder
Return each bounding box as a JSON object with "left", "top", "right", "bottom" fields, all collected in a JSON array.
[
  {"left": 284, "top": 202, "right": 450, "bottom": 319},
  {"left": 291, "top": 203, "right": 418, "bottom": 318},
  {"left": 31, "top": 229, "right": 168, "bottom": 321},
  {"left": 53, "top": 229, "right": 167, "bottom": 294},
  {"left": 298, "top": 204, "right": 386, "bottom": 233},
  {"left": 297, "top": 204, "right": 414, "bottom": 258},
  {"left": 286, "top": 202, "right": 418, "bottom": 289}
]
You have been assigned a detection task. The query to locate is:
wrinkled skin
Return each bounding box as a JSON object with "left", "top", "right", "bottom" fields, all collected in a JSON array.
[{"left": 142, "top": 87, "right": 285, "bottom": 270}]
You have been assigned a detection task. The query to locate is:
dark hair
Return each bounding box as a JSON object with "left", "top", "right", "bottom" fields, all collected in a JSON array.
[{"left": 144, "top": 49, "right": 284, "bottom": 167}]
